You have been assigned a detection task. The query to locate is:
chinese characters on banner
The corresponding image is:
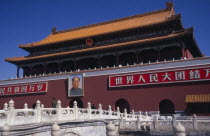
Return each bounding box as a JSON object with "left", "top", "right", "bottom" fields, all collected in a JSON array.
[
  {"left": 0, "top": 82, "right": 48, "bottom": 96},
  {"left": 109, "top": 67, "right": 210, "bottom": 87}
]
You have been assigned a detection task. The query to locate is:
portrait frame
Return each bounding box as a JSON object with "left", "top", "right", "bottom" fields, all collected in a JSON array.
[{"left": 68, "top": 74, "right": 84, "bottom": 97}]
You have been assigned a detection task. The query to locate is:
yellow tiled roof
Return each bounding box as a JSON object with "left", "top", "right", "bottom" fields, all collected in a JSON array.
[
  {"left": 5, "top": 28, "right": 192, "bottom": 63},
  {"left": 19, "top": 5, "right": 174, "bottom": 48}
]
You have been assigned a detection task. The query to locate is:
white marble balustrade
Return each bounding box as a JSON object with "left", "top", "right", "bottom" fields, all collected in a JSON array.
[{"left": 0, "top": 100, "right": 151, "bottom": 127}]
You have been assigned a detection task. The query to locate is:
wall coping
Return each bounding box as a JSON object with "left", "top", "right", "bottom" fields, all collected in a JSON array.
[{"left": 0, "top": 57, "right": 210, "bottom": 85}]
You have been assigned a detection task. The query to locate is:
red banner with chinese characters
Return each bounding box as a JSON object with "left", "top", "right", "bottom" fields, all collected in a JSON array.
[
  {"left": 0, "top": 82, "right": 48, "bottom": 96},
  {"left": 109, "top": 67, "right": 210, "bottom": 87}
]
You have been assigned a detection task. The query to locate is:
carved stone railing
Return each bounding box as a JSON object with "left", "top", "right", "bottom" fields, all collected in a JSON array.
[
  {"left": 0, "top": 100, "right": 150, "bottom": 127},
  {"left": 119, "top": 114, "right": 210, "bottom": 135},
  {"left": 1, "top": 100, "right": 210, "bottom": 136}
]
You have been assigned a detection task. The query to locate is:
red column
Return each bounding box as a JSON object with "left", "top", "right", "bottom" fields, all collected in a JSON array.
[{"left": 182, "top": 48, "right": 186, "bottom": 59}]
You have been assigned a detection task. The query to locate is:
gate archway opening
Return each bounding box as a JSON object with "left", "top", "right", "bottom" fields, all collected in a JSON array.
[
  {"left": 159, "top": 99, "right": 175, "bottom": 115},
  {"left": 115, "top": 99, "right": 130, "bottom": 113}
]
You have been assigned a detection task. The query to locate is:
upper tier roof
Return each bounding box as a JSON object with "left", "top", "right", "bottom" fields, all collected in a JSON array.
[{"left": 19, "top": 2, "right": 175, "bottom": 49}]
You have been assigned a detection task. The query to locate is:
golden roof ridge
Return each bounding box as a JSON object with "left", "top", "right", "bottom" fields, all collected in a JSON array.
[
  {"left": 19, "top": 2, "right": 174, "bottom": 48},
  {"left": 55, "top": 9, "right": 169, "bottom": 35}
]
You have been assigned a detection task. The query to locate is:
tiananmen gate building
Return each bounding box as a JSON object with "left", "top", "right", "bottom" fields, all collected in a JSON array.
[{"left": 1, "top": 2, "right": 210, "bottom": 115}]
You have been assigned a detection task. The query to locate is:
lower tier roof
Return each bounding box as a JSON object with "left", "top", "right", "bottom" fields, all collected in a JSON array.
[{"left": 5, "top": 28, "right": 202, "bottom": 65}]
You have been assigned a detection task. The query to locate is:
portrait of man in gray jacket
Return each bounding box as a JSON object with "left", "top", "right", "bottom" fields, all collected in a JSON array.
[{"left": 69, "top": 75, "right": 83, "bottom": 97}]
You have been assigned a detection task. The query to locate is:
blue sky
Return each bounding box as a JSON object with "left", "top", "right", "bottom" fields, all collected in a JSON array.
[{"left": 0, "top": 0, "right": 210, "bottom": 80}]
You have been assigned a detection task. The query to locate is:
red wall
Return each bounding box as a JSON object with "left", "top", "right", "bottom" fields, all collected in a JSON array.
[
  {"left": 186, "top": 49, "right": 194, "bottom": 59},
  {"left": 182, "top": 48, "right": 194, "bottom": 59},
  {"left": 83, "top": 75, "right": 210, "bottom": 111},
  {"left": 0, "top": 80, "right": 69, "bottom": 109},
  {"left": 1, "top": 74, "right": 210, "bottom": 112}
]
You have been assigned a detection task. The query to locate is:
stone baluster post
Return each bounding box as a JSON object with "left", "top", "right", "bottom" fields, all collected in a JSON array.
[
  {"left": 24, "top": 103, "right": 28, "bottom": 109},
  {"left": 153, "top": 115, "right": 158, "bottom": 130},
  {"left": 131, "top": 110, "right": 135, "bottom": 119},
  {"left": 145, "top": 111, "right": 150, "bottom": 130},
  {"left": 98, "top": 103, "right": 103, "bottom": 119},
  {"left": 3, "top": 103, "right": 8, "bottom": 111},
  {"left": 136, "top": 115, "right": 141, "bottom": 130},
  {"left": 73, "top": 101, "right": 78, "bottom": 119},
  {"left": 41, "top": 104, "right": 44, "bottom": 109},
  {"left": 7, "top": 100, "right": 15, "bottom": 125},
  {"left": 87, "top": 102, "right": 92, "bottom": 119},
  {"left": 106, "top": 121, "right": 118, "bottom": 136},
  {"left": 157, "top": 110, "right": 160, "bottom": 117},
  {"left": 24, "top": 103, "right": 28, "bottom": 116},
  {"left": 193, "top": 114, "right": 198, "bottom": 131},
  {"left": 2, "top": 123, "right": 10, "bottom": 136},
  {"left": 57, "top": 100, "right": 61, "bottom": 108},
  {"left": 35, "top": 100, "right": 41, "bottom": 109},
  {"left": 8, "top": 100, "right": 14, "bottom": 111},
  {"left": 145, "top": 111, "right": 148, "bottom": 117},
  {"left": 173, "top": 122, "right": 186, "bottom": 136},
  {"left": 119, "top": 115, "right": 123, "bottom": 129},
  {"left": 108, "top": 105, "right": 112, "bottom": 118},
  {"left": 56, "top": 100, "right": 62, "bottom": 121},
  {"left": 51, "top": 123, "right": 61, "bottom": 136},
  {"left": 172, "top": 114, "right": 177, "bottom": 129},
  {"left": 116, "top": 107, "right": 120, "bottom": 118},
  {"left": 139, "top": 111, "right": 142, "bottom": 117},
  {"left": 124, "top": 109, "right": 127, "bottom": 120},
  {"left": 36, "top": 100, "right": 41, "bottom": 123},
  {"left": 66, "top": 106, "right": 70, "bottom": 114}
]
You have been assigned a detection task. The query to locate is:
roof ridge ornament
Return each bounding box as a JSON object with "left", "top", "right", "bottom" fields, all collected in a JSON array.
[
  {"left": 165, "top": 1, "right": 175, "bottom": 19},
  {"left": 166, "top": 1, "right": 174, "bottom": 10},
  {"left": 52, "top": 27, "right": 57, "bottom": 34}
]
